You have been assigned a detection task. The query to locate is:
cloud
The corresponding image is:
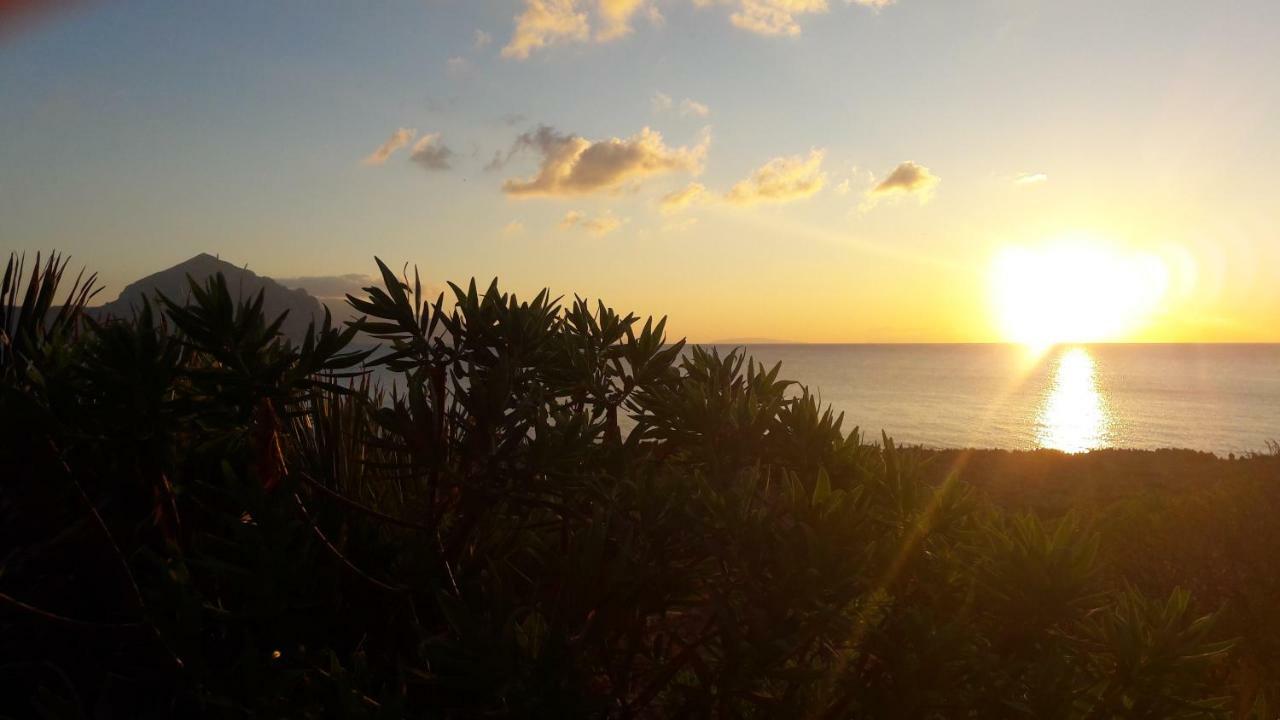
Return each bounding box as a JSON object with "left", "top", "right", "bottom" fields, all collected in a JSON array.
[
  {"left": 660, "top": 182, "right": 708, "bottom": 213},
  {"left": 597, "top": 0, "right": 654, "bottom": 40},
  {"left": 474, "top": 29, "right": 493, "bottom": 48},
  {"left": 503, "top": 1, "right": 664, "bottom": 58},
  {"left": 726, "top": 149, "right": 827, "bottom": 205},
  {"left": 868, "top": 160, "right": 939, "bottom": 201},
  {"left": 699, "top": 0, "right": 831, "bottom": 37},
  {"left": 501, "top": 112, "right": 528, "bottom": 127},
  {"left": 501, "top": 0, "right": 892, "bottom": 59},
  {"left": 693, "top": 0, "right": 889, "bottom": 36},
  {"left": 560, "top": 209, "right": 623, "bottom": 236},
  {"left": 275, "top": 273, "right": 377, "bottom": 300},
  {"left": 502, "top": 0, "right": 590, "bottom": 60},
  {"left": 409, "top": 133, "right": 454, "bottom": 171},
  {"left": 1014, "top": 172, "right": 1048, "bottom": 186},
  {"left": 362, "top": 128, "right": 417, "bottom": 166},
  {"left": 662, "top": 216, "right": 700, "bottom": 233},
  {"left": 834, "top": 166, "right": 874, "bottom": 196},
  {"left": 653, "top": 93, "right": 712, "bottom": 118},
  {"left": 502, "top": 125, "right": 708, "bottom": 197},
  {"left": 680, "top": 98, "right": 711, "bottom": 117},
  {"left": 447, "top": 56, "right": 469, "bottom": 74},
  {"left": 502, "top": 220, "right": 526, "bottom": 236}
]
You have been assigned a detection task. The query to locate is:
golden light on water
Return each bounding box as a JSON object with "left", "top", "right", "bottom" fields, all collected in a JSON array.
[
  {"left": 991, "top": 235, "right": 1170, "bottom": 349},
  {"left": 1037, "top": 347, "right": 1110, "bottom": 453}
]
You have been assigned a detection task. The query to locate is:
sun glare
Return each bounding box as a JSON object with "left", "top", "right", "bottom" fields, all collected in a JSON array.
[
  {"left": 1037, "top": 347, "right": 1109, "bottom": 453},
  {"left": 991, "top": 235, "right": 1169, "bottom": 349}
]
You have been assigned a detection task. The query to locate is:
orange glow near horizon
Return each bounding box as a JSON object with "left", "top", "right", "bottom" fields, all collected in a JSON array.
[{"left": 990, "top": 235, "right": 1171, "bottom": 349}]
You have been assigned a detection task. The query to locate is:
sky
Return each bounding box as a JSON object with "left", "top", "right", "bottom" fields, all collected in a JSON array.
[{"left": 2, "top": 0, "right": 1278, "bottom": 342}]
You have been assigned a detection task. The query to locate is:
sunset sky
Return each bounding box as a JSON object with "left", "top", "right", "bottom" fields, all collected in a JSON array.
[{"left": 2, "top": 0, "right": 1278, "bottom": 342}]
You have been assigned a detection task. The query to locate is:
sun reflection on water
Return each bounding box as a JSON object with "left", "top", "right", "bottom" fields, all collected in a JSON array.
[{"left": 1037, "top": 347, "right": 1109, "bottom": 453}]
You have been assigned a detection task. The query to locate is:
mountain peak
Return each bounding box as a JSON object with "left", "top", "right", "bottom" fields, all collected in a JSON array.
[{"left": 94, "top": 254, "right": 327, "bottom": 342}]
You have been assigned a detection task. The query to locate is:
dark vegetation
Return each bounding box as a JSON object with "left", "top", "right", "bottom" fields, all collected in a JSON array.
[{"left": 2, "top": 252, "right": 1278, "bottom": 719}]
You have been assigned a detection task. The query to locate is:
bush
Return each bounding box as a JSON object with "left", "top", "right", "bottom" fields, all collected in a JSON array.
[{"left": 0, "top": 253, "right": 1254, "bottom": 718}]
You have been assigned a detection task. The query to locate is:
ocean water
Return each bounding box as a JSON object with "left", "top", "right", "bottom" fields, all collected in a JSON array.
[
  {"left": 361, "top": 344, "right": 1280, "bottom": 455},
  {"left": 712, "top": 344, "right": 1280, "bottom": 455}
]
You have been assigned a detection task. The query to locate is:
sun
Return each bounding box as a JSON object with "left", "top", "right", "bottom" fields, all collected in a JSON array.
[{"left": 990, "top": 234, "right": 1169, "bottom": 349}]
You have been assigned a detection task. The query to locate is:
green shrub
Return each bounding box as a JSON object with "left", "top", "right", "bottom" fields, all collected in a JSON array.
[{"left": 0, "top": 252, "right": 1259, "bottom": 718}]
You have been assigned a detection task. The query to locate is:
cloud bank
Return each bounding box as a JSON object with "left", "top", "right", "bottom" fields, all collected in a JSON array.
[{"left": 275, "top": 273, "right": 377, "bottom": 300}]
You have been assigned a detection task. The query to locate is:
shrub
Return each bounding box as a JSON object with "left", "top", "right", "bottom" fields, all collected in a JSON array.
[{"left": 0, "top": 252, "right": 1249, "bottom": 718}]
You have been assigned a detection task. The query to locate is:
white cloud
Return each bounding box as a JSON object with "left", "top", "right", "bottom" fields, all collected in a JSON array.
[
  {"left": 502, "top": 0, "right": 590, "bottom": 60},
  {"left": 474, "top": 29, "right": 493, "bottom": 48},
  {"left": 660, "top": 182, "right": 709, "bottom": 213},
  {"left": 726, "top": 149, "right": 827, "bottom": 204},
  {"left": 502, "top": 220, "right": 526, "bottom": 236},
  {"left": 362, "top": 128, "right": 417, "bottom": 166},
  {"left": 1014, "top": 172, "right": 1048, "bottom": 186},
  {"left": 409, "top": 133, "right": 454, "bottom": 171},
  {"left": 560, "top": 209, "right": 624, "bottom": 236},
  {"left": 651, "top": 91, "right": 674, "bottom": 113},
  {"left": 502, "top": 125, "right": 709, "bottom": 197}
]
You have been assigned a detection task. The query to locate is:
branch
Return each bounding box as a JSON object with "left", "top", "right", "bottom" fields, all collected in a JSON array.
[{"left": 0, "top": 591, "right": 142, "bottom": 630}]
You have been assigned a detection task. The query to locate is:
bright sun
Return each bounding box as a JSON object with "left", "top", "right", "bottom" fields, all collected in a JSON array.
[{"left": 991, "top": 234, "right": 1169, "bottom": 348}]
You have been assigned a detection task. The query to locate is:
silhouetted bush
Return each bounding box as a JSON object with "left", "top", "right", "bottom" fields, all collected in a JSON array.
[{"left": 2, "top": 252, "right": 1274, "bottom": 718}]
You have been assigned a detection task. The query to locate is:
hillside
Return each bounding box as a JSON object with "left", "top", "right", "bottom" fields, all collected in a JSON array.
[{"left": 93, "top": 253, "right": 326, "bottom": 341}]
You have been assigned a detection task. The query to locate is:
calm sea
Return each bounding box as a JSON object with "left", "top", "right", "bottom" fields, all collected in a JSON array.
[
  {"left": 712, "top": 344, "right": 1280, "bottom": 455},
  {"left": 361, "top": 344, "right": 1280, "bottom": 455}
]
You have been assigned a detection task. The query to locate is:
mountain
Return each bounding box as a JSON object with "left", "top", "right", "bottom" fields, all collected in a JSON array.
[{"left": 92, "top": 254, "right": 327, "bottom": 342}]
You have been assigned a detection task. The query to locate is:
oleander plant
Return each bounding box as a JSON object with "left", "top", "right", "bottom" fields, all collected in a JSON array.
[{"left": 2, "top": 251, "right": 1274, "bottom": 718}]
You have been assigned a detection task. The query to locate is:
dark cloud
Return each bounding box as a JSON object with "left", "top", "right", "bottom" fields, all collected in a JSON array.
[{"left": 409, "top": 133, "right": 454, "bottom": 171}]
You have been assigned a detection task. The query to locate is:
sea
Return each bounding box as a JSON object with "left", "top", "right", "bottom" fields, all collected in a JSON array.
[
  {"left": 362, "top": 344, "right": 1280, "bottom": 456},
  {"left": 708, "top": 344, "right": 1280, "bottom": 456}
]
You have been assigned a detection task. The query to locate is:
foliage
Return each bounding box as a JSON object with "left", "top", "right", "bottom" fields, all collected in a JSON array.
[{"left": 0, "top": 251, "right": 1269, "bottom": 718}]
